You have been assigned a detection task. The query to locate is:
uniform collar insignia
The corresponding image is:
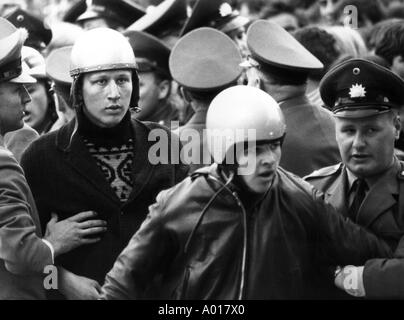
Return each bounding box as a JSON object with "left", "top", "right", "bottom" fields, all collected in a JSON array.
[{"left": 349, "top": 83, "right": 366, "bottom": 98}]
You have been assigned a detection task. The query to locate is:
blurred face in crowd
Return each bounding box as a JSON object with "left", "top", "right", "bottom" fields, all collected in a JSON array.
[
  {"left": 23, "top": 80, "right": 49, "bottom": 132},
  {"left": 82, "top": 69, "right": 132, "bottom": 128},
  {"left": 0, "top": 82, "right": 31, "bottom": 135},
  {"left": 335, "top": 111, "right": 400, "bottom": 178},
  {"left": 227, "top": 26, "right": 249, "bottom": 58},
  {"left": 135, "top": 71, "right": 169, "bottom": 121},
  {"left": 319, "top": 0, "right": 342, "bottom": 25},
  {"left": 237, "top": 141, "right": 281, "bottom": 194}
]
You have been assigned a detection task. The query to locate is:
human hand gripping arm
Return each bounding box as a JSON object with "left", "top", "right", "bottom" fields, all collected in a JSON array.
[
  {"left": 43, "top": 210, "right": 107, "bottom": 299},
  {"left": 57, "top": 267, "right": 102, "bottom": 300},
  {"left": 43, "top": 210, "right": 107, "bottom": 258},
  {"left": 359, "top": 235, "right": 404, "bottom": 298},
  {"left": 313, "top": 188, "right": 392, "bottom": 265}
]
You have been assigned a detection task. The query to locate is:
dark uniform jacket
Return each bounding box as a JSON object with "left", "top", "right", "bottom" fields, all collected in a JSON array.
[
  {"left": 305, "top": 159, "right": 404, "bottom": 298},
  {"left": 20, "top": 118, "right": 189, "bottom": 287},
  {"left": 279, "top": 94, "right": 341, "bottom": 177},
  {"left": 140, "top": 100, "right": 179, "bottom": 128},
  {"left": 0, "top": 146, "right": 53, "bottom": 299},
  {"left": 4, "top": 123, "right": 38, "bottom": 163},
  {"left": 101, "top": 164, "right": 391, "bottom": 300},
  {"left": 177, "top": 107, "right": 212, "bottom": 174}
]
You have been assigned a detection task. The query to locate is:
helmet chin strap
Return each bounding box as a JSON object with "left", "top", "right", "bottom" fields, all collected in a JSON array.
[{"left": 219, "top": 162, "right": 257, "bottom": 195}]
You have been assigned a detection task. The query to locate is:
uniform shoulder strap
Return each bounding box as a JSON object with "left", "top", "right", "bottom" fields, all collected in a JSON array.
[{"left": 304, "top": 163, "right": 343, "bottom": 181}]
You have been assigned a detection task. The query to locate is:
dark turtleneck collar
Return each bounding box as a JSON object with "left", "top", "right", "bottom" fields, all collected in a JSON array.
[
  {"left": 77, "top": 108, "right": 133, "bottom": 147},
  {"left": 218, "top": 165, "right": 267, "bottom": 210}
]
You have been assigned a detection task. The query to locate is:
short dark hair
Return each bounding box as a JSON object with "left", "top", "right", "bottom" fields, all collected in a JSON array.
[
  {"left": 366, "top": 18, "right": 403, "bottom": 51},
  {"left": 259, "top": 63, "right": 308, "bottom": 86},
  {"left": 374, "top": 20, "right": 404, "bottom": 65},
  {"left": 293, "top": 26, "right": 339, "bottom": 80}
]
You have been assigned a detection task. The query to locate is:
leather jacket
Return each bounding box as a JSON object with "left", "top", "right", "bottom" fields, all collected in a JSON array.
[{"left": 101, "top": 164, "right": 392, "bottom": 299}]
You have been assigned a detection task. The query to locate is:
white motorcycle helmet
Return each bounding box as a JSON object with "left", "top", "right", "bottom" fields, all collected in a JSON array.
[
  {"left": 206, "top": 85, "right": 286, "bottom": 165},
  {"left": 69, "top": 27, "right": 139, "bottom": 109}
]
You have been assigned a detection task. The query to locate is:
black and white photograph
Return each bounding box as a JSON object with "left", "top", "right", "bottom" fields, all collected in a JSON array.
[{"left": 0, "top": 0, "right": 404, "bottom": 313}]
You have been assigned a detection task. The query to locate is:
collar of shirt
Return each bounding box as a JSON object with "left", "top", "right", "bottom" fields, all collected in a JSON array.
[{"left": 346, "top": 157, "right": 400, "bottom": 195}]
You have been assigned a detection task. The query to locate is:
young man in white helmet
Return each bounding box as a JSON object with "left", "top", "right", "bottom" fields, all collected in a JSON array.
[
  {"left": 20, "top": 27, "right": 188, "bottom": 299},
  {"left": 100, "top": 85, "right": 394, "bottom": 300}
]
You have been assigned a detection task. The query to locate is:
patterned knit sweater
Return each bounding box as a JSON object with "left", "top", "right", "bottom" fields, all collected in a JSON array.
[{"left": 78, "top": 110, "right": 134, "bottom": 203}]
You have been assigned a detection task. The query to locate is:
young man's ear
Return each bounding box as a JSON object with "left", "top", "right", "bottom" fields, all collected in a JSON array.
[
  {"left": 391, "top": 55, "right": 404, "bottom": 78},
  {"left": 246, "top": 67, "right": 261, "bottom": 88},
  {"left": 157, "top": 79, "right": 171, "bottom": 100}
]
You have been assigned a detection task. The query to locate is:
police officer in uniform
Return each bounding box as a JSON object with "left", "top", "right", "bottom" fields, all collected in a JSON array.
[
  {"left": 126, "top": 0, "right": 188, "bottom": 49},
  {"left": 246, "top": 20, "right": 341, "bottom": 177},
  {"left": 0, "top": 17, "right": 106, "bottom": 300},
  {"left": 181, "top": 0, "right": 250, "bottom": 57},
  {"left": 63, "top": 0, "right": 145, "bottom": 31},
  {"left": 170, "top": 27, "right": 242, "bottom": 173},
  {"left": 5, "top": 7, "right": 52, "bottom": 52},
  {"left": 305, "top": 58, "right": 404, "bottom": 298},
  {"left": 124, "top": 30, "right": 178, "bottom": 127}
]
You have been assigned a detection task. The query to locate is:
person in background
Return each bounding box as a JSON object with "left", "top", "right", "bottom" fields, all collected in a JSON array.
[
  {"left": 170, "top": 27, "right": 242, "bottom": 173},
  {"left": 124, "top": 30, "right": 178, "bottom": 127},
  {"left": 44, "top": 21, "right": 84, "bottom": 56},
  {"left": 126, "top": 0, "right": 192, "bottom": 125},
  {"left": 372, "top": 20, "right": 404, "bottom": 153},
  {"left": 305, "top": 59, "right": 404, "bottom": 298},
  {"left": 321, "top": 26, "right": 368, "bottom": 60},
  {"left": 0, "top": 16, "right": 106, "bottom": 300},
  {"left": 180, "top": 0, "right": 250, "bottom": 58},
  {"left": 5, "top": 7, "right": 53, "bottom": 53},
  {"left": 245, "top": 20, "right": 341, "bottom": 177},
  {"left": 63, "top": 0, "right": 145, "bottom": 31},
  {"left": 127, "top": 0, "right": 188, "bottom": 49},
  {"left": 293, "top": 26, "right": 341, "bottom": 109},
  {"left": 260, "top": 0, "right": 301, "bottom": 32},
  {"left": 20, "top": 46, "right": 57, "bottom": 135},
  {"left": 4, "top": 46, "right": 58, "bottom": 161}
]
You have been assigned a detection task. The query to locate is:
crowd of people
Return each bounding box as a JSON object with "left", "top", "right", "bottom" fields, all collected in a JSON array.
[{"left": 2, "top": 0, "right": 404, "bottom": 300}]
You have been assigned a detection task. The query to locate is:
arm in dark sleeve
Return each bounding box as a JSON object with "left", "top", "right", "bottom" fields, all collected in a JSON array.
[
  {"left": 363, "top": 236, "right": 404, "bottom": 298},
  {"left": 0, "top": 149, "right": 53, "bottom": 275},
  {"left": 311, "top": 188, "right": 393, "bottom": 266},
  {"left": 101, "top": 191, "right": 176, "bottom": 299}
]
